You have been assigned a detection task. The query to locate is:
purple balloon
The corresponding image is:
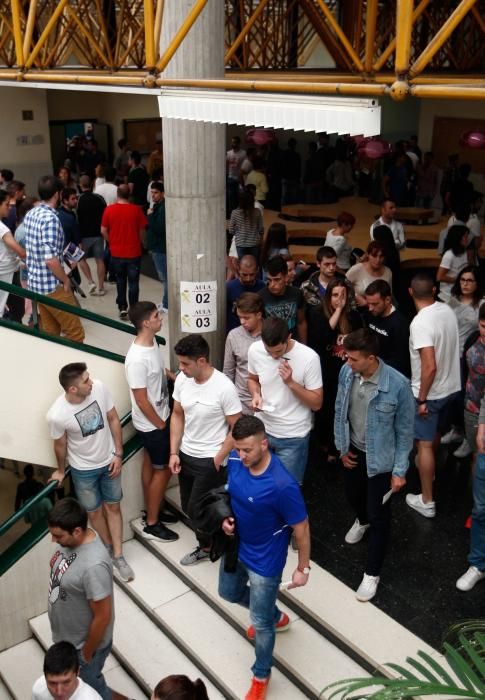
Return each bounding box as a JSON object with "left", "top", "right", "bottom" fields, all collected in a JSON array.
[{"left": 460, "top": 131, "right": 485, "bottom": 150}]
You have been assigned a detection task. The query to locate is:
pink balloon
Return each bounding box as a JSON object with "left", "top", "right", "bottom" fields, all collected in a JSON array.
[
  {"left": 358, "top": 138, "right": 391, "bottom": 159},
  {"left": 460, "top": 131, "right": 485, "bottom": 149},
  {"left": 246, "top": 129, "right": 276, "bottom": 146}
]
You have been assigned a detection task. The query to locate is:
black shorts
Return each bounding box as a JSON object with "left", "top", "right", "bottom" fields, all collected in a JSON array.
[{"left": 138, "top": 425, "right": 170, "bottom": 469}]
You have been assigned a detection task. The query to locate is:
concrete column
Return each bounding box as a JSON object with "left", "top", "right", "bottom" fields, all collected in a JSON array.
[{"left": 160, "top": 0, "right": 226, "bottom": 368}]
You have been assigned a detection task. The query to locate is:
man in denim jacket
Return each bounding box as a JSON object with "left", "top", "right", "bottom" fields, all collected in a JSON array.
[{"left": 334, "top": 328, "right": 414, "bottom": 602}]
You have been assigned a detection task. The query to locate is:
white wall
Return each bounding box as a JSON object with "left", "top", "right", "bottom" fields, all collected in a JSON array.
[
  {"left": 0, "top": 87, "right": 53, "bottom": 192},
  {"left": 0, "top": 325, "right": 133, "bottom": 468}
]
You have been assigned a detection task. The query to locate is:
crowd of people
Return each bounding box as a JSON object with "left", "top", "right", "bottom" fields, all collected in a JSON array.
[{"left": 0, "top": 130, "right": 483, "bottom": 700}]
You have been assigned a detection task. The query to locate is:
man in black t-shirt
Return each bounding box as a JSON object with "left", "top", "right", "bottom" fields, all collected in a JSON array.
[
  {"left": 364, "top": 279, "right": 410, "bottom": 377},
  {"left": 128, "top": 150, "right": 150, "bottom": 208},
  {"left": 77, "top": 175, "right": 107, "bottom": 295},
  {"left": 258, "top": 256, "right": 307, "bottom": 343}
]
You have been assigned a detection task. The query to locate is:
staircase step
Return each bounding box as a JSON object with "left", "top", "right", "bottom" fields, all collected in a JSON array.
[
  {"left": 113, "top": 585, "right": 227, "bottom": 700},
  {"left": 165, "top": 484, "right": 444, "bottom": 676},
  {"left": 119, "top": 539, "right": 307, "bottom": 699},
  {"left": 29, "top": 614, "right": 147, "bottom": 699},
  {"left": 0, "top": 638, "right": 44, "bottom": 699},
  {"left": 131, "top": 518, "right": 369, "bottom": 698},
  {"left": 0, "top": 679, "right": 12, "bottom": 700}
]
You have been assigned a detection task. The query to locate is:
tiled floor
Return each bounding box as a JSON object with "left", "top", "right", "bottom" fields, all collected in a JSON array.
[{"left": 303, "top": 441, "right": 478, "bottom": 651}]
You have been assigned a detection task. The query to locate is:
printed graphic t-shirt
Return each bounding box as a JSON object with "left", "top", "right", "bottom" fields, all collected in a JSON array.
[{"left": 47, "top": 380, "right": 114, "bottom": 471}]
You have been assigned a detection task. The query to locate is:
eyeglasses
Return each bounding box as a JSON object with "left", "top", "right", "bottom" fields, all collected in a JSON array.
[{"left": 461, "top": 278, "right": 476, "bottom": 283}]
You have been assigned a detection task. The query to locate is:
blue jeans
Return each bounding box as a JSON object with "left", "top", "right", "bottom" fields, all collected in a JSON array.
[
  {"left": 71, "top": 465, "right": 122, "bottom": 512},
  {"left": 111, "top": 256, "right": 141, "bottom": 311},
  {"left": 267, "top": 433, "right": 310, "bottom": 484},
  {"left": 218, "top": 558, "right": 281, "bottom": 679},
  {"left": 78, "top": 643, "right": 112, "bottom": 700},
  {"left": 150, "top": 251, "right": 168, "bottom": 309},
  {"left": 469, "top": 453, "right": 485, "bottom": 571}
]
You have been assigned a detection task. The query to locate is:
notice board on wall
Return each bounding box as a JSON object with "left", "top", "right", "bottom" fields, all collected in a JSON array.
[
  {"left": 123, "top": 118, "right": 162, "bottom": 154},
  {"left": 432, "top": 117, "right": 485, "bottom": 171}
]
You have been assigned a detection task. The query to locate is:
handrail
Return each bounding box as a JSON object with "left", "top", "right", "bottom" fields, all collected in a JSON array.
[
  {"left": 0, "top": 280, "right": 166, "bottom": 345},
  {"left": 0, "top": 432, "right": 142, "bottom": 576}
]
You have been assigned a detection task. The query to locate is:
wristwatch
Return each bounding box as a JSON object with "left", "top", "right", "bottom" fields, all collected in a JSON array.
[
  {"left": 297, "top": 565, "right": 311, "bottom": 575},
  {"left": 112, "top": 450, "right": 123, "bottom": 458},
  {"left": 416, "top": 398, "right": 427, "bottom": 405}
]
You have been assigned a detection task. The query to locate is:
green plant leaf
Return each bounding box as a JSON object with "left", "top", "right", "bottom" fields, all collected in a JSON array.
[
  {"left": 405, "top": 656, "right": 441, "bottom": 683},
  {"left": 445, "top": 642, "right": 484, "bottom": 692},
  {"left": 386, "top": 663, "right": 420, "bottom": 680},
  {"left": 416, "top": 650, "right": 456, "bottom": 685}
]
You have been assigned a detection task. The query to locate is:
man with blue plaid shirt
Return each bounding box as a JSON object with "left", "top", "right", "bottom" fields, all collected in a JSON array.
[{"left": 24, "top": 175, "right": 84, "bottom": 342}]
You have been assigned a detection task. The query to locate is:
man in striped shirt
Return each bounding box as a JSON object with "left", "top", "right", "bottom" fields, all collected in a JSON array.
[{"left": 24, "top": 175, "right": 84, "bottom": 343}]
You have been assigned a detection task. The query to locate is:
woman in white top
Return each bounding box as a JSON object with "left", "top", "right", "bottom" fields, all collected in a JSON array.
[
  {"left": 325, "top": 211, "right": 355, "bottom": 272},
  {"left": 448, "top": 266, "right": 484, "bottom": 355},
  {"left": 0, "top": 190, "right": 26, "bottom": 316},
  {"left": 437, "top": 224, "right": 469, "bottom": 303},
  {"left": 346, "top": 240, "right": 392, "bottom": 308}
]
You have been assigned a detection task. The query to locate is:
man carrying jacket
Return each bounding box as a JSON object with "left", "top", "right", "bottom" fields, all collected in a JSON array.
[{"left": 334, "top": 328, "right": 414, "bottom": 602}]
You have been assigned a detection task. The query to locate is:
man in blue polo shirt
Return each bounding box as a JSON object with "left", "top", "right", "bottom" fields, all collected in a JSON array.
[{"left": 218, "top": 415, "right": 310, "bottom": 700}]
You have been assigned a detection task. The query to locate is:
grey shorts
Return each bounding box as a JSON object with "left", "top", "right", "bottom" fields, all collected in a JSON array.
[
  {"left": 464, "top": 409, "right": 479, "bottom": 450},
  {"left": 82, "top": 236, "right": 105, "bottom": 259}
]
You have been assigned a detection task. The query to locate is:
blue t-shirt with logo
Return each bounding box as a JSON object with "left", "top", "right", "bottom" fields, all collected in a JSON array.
[{"left": 226, "top": 450, "right": 307, "bottom": 577}]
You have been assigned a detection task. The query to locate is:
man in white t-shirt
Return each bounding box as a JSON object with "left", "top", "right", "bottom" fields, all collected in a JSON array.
[
  {"left": 248, "top": 318, "right": 323, "bottom": 484},
  {"left": 47, "top": 363, "right": 134, "bottom": 582},
  {"left": 125, "top": 301, "right": 179, "bottom": 543},
  {"left": 406, "top": 274, "right": 461, "bottom": 518},
  {"left": 32, "top": 641, "right": 101, "bottom": 700},
  {"left": 94, "top": 166, "right": 117, "bottom": 206},
  {"left": 169, "top": 334, "right": 242, "bottom": 566},
  {"left": 370, "top": 199, "right": 405, "bottom": 250}
]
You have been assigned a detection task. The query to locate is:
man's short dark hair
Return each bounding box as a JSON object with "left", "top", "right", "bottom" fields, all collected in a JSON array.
[
  {"left": 128, "top": 301, "right": 157, "bottom": 330},
  {"left": 0, "top": 190, "right": 8, "bottom": 206},
  {"left": 343, "top": 328, "right": 380, "bottom": 357},
  {"left": 130, "top": 150, "right": 141, "bottom": 165},
  {"left": 117, "top": 138, "right": 127, "bottom": 149},
  {"left": 316, "top": 246, "right": 337, "bottom": 263},
  {"left": 58, "top": 362, "right": 87, "bottom": 390},
  {"left": 261, "top": 317, "right": 290, "bottom": 346},
  {"left": 104, "top": 166, "right": 116, "bottom": 183},
  {"left": 232, "top": 415, "right": 266, "bottom": 441},
  {"left": 266, "top": 255, "right": 288, "bottom": 277},
  {"left": 365, "top": 279, "right": 392, "bottom": 298},
  {"left": 479, "top": 304, "right": 485, "bottom": 322},
  {"left": 44, "top": 642, "right": 79, "bottom": 677},
  {"left": 48, "top": 498, "right": 88, "bottom": 533},
  {"left": 79, "top": 174, "right": 91, "bottom": 190},
  {"left": 150, "top": 181, "right": 164, "bottom": 193},
  {"left": 0, "top": 169, "right": 14, "bottom": 183},
  {"left": 174, "top": 334, "right": 210, "bottom": 361},
  {"left": 380, "top": 197, "right": 396, "bottom": 209},
  {"left": 61, "top": 187, "right": 77, "bottom": 203},
  {"left": 235, "top": 292, "right": 264, "bottom": 315},
  {"left": 410, "top": 273, "right": 435, "bottom": 299},
  {"left": 38, "top": 175, "right": 63, "bottom": 201},
  {"left": 7, "top": 180, "right": 25, "bottom": 196},
  {"left": 117, "top": 184, "right": 130, "bottom": 200}
]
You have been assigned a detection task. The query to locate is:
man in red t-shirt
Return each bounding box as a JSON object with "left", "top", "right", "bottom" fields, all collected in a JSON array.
[{"left": 101, "top": 184, "right": 147, "bottom": 319}]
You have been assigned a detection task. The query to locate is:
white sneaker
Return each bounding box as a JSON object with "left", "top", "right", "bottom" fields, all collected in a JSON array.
[
  {"left": 345, "top": 518, "right": 370, "bottom": 544},
  {"left": 440, "top": 427, "right": 463, "bottom": 444},
  {"left": 88, "top": 281, "right": 97, "bottom": 295},
  {"left": 453, "top": 439, "right": 473, "bottom": 459},
  {"left": 406, "top": 493, "right": 436, "bottom": 518},
  {"left": 456, "top": 566, "right": 485, "bottom": 592},
  {"left": 356, "top": 574, "right": 380, "bottom": 602}
]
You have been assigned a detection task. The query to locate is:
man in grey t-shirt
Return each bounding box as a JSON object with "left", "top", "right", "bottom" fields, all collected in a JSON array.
[{"left": 47, "top": 499, "right": 116, "bottom": 700}]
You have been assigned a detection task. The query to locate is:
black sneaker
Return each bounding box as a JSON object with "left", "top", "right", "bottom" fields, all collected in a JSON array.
[{"left": 142, "top": 522, "right": 179, "bottom": 542}]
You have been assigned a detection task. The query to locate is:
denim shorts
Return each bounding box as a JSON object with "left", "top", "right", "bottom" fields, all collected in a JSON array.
[
  {"left": 82, "top": 236, "right": 105, "bottom": 259},
  {"left": 78, "top": 642, "right": 112, "bottom": 700},
  {"left": 71, "top": 465, "right": 122, "bottom": 512},
  {"left": 414, "top": 393, "right": 458, "bottom": 442},
  {"left": 139, "top": 426, "right": 170, "bottom": 469}
]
